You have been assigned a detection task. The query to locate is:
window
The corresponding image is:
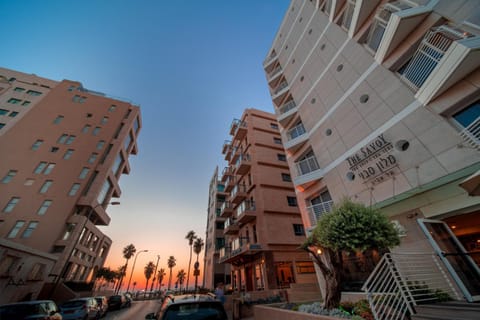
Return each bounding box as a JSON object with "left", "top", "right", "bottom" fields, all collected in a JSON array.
[
  {"left": 92, "top": 127, "right": 101, "bottom": 136},
  {"left": 282, "top": 173, "right": 292, "bottom": 182},
  {"left": 293, "top": 224, "right": 305, "bottom": 235},
  {"left": 69, "top": 183, "right": 81, "bottom": 196},
  {"left": 101, "top": 116, "right": 109, "bottom": 124},
  {"left": 0, "top": 123, "right": 5, "bottom": 129},
  {"left": 88, "top": 153, "right": 98, "bottom": 164},
  {"left": 63, "top": 149, "right": 74, "bottom": 160},
  {"left": 31, "top": 139, "right": 43, "bottom": 150},
  {"left": 22, "top": 101, "right": 31, "bottom": 106},
  {"left": 37, "top": 200, "right": 52, "bottom": 215},
  {"left": 27, "top": 263, "right": 45, "bottom": 280},
  {"left": 108, "top": 104, "right": 117, "bottom": 112},
  {"left": 39, "top": 180, "right": 53, "bottom": 194},
  {"left": 50, "top": 147, "right": 59, "bottom": 153},
  {"left": 341, "top": 0, "right": 356, "bottom": 30},
  {"left": 34, "top": 162, "right": 47, "bottom": 174},
  {"left": 43, "top": 163, "right": 55, "bottom": 175},
  {"left": 3, "top": 197, "right": 20, "bottom": 213},
  {"left": 7, "top": 98, "right": 21, "bottom": 104},
  {"left": 7, "top": 221, "right": 25, "bottom": 238},
  {"left": 112, "top": 153, "right": 124, "bottom": 176},
  {"left": 26, "top": 90, "right": 42, "bottom": 96},
  {"left": 82, "top": 125, "right": 91, "bottom": 133},
  {"left": 270, "top": 123, "right": 279, "bottom": 129},
  {"left": 14, "top": 87, "right": 25, "bottom": 92},
  {"left": 22, "top": 221, "right": 38, "bottom": 238},
  {"left": 277, "top": 154, "right": 287, "bottom": 161},
  {"left": 63, "top": 223, "right": 76, "bottom": 240},
  {"left": 0, "top": 108, "right": 8, "bottom": 115},
  {"left": 24, "top": 178, "right": 35, "bottom": 186},
  {"left": 287, "top": 196, "right": 298, "bottom": 207},
  {"left": 96, "top": 140, "right": 105, "bottom": 150},
  {"left": 79, "top": 167, "right": 90, "bottom": 179},
  {"left": 57, "top": 134, "right": 68, "bottom": 144},
  {"left": 296, "top": 261, "right": 315, "bottom": 273},
  {"left": 453, "top": 101, "right": 480, "bottom": 128},
  {"left": 97, "top": 179, "right": 112, "bottom": 205},
  {"left": 8, "top": 111, "right": 18, "bottom": 117},
  {"left": 274, "top": 137, "right": 282, "bottom": 144},
  {"left": 1, "top": 170, "right": 17, "bottom": 184},
  {"left": 65, "top": 135, "right": 76, "bottom": 145}
]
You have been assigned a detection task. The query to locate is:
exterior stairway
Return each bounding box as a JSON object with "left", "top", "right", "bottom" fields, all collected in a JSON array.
[
  {"left": 286, "top": 282, "right": 321, "bottom": 302},
  {"left": 412, "top": 302, "right": 480, "bottom": 320}
]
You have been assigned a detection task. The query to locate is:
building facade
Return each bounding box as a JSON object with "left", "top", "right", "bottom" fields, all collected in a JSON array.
[
  {"left": 264, "top": 0, "right": 480, "bottom": 303},
  {"left": 203, "top": 167, "right": 231, "bottom": 290},
  {"left": 218, "top": 108, "right": 317, "bottom": 292},
  {"left": 0, "top": 67, "right": 141, "bottom": 303}
]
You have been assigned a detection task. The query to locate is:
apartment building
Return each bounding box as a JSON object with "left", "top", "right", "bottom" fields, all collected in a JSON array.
[
  {"left": 203, "top": 167, "right": 231, "bottom": 290},
  {"left": 264, "top": 0, "right": 480, "bottom": 306},
  {"left": 0, "top": 67, "right": 141, "bottom": 303},
  {"left": 217, "top": 108, "right": 317, "bottom": 292}
]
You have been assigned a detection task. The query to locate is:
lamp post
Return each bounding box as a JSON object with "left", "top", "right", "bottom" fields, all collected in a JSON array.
[
  {"left": 150, "top": 255, "right": 160, "bottom": 293},
  {"left": 126, "top": 249, "right": 148, "bottom": 293},
  {"left": 50, "top": 201, "right": 120, "bottom": 298}
]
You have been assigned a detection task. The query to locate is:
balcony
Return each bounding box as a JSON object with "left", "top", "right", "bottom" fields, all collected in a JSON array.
[
  {"left": 230, "top": 119, "right": 247, "bottom": 141},
  {"left": 231, "top": 184, "right": 247, "bottom": 204},
  {"left": 219, "top": 247, "right": 231, "bottom": 262},
  {"left": 277, "top": 99, "right": 298, "bottom": 126},
  {"left": 268, "top": 65, "right": 283, "bottom": 82},
  {"left": 235, "top": 153, "right": 251, "bottom": 176},
  {"left": 294, "top": 155, "right": 324, "bottom": 187},
  {"left": 223, "top": 141, "right": 232, "bottom": 161},
  {"left": 224, "top": 175, "right": 236, "bottom": 192},
  {"left": 460, "top": 116, "right": 480, "bottom": 151},
  {"left": 236, "top": 200, "right": 256, "bottom": 224},
  {"left": 223, "top": 217, "right": 239, "bottom": 235},
  {"left": 263, "top": 50, "right": 277, "bottom": 68},
  {"left": 285, "top": 123, "right": 309, "bottom": 152},
  {"left": 230, "top": 146, "right": 240, "bottom": 164},
  {"left": 220, "top": 201, "right": 234, "bottom": 218},
  {"left": 221, "top": 166, "right": 234, "bottom": 183},
  {"left": 307, "top": 200, "right": 334, "bottom": 226},
  {"left": 220, "top": 240, "right": 262, "bottom": 264},
  {"left": 272, "top": 81, "right": 289, "bottom": 106}
]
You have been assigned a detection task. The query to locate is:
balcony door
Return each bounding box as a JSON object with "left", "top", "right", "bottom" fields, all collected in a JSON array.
[{"left": 418, "top": 219, "right": 480, "bottom": 302}]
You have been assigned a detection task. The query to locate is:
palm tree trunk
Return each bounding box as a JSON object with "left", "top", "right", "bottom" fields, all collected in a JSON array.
[{"left": 186, "top": 245, "right": 192, "bottom": 290}]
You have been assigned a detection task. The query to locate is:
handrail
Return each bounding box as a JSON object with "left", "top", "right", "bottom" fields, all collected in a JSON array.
[
  {"left": 287, "top": 123, "right": 306, "bottom": 140},
  {"left": 279, "top": 100, "right": 296, "bottom": 115},
  {"left": 306, "top": 200, "right": 333, "bottom": 225},
  {"left": 295, "top": 155, "right": 320, "bottom": 175},
  {"left": 459, "top": 116, "right": 480, "bottom": 151}
]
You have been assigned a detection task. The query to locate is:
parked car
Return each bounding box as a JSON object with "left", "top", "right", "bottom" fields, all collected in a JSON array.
[
  {"left": 94, "top": 296, "right": 108, "bottom": 318},
  {"left": 124, "top": 293, "right": 133, "bottom": 307},
  {"left": 0, "top": 300, "right": 62, "bottom": 320},
  {"left": 107, "top": 294, "right": 128, "bottom": 310},
  {"left": 60, "top": 297, "right": 99, "bottom": 320},
  {"left": 145, "top": 294, "right": 227, "bottom": 320}
]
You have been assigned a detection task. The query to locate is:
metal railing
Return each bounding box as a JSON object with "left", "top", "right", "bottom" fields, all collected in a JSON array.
[
  {"left": 269, "top": 66, "right": 283, "bottom": 79},
  {"left": 295, "top": 155, "right": 320, "bottom": 176},
  {"left": 274, "top": 81, "right": 289, "bottom": 95},
  {"left": 307, "top": 200, "right": 333, "bottom": 225},
  {"left": 287, "top": 123, "right": 306, "bottom": 140},
  {"left": 363, "top": 252, "right": 461, "bottom": 320},
  {"left": 460, "top": 116, "right": 480, "bottom": 150},
  {"left": 224, "top": 217, "right": 236, "bottom": 229},
  {"left": 220, "top": 201, "right": 233, "bottom": 213},
  {"left": 231, "top": 184, "right": 247, "bottom": 198},
  {"left": 235, "top": 153, "right": 251, "bottom": 167},
  {"left": 279, "top": 100, "right": 297, "bottom": 115},
  {"left": 236, "top": 200, "right": 256, "bottom": 217}
]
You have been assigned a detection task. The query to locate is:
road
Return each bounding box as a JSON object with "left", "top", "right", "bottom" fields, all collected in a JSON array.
[{"left": 105, "top": 299, "right": 161, "bottom": 320}]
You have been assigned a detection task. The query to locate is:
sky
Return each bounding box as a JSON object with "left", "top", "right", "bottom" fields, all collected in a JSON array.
[{"left": 1, "top": 0, "right": 290, "bottom": 289}]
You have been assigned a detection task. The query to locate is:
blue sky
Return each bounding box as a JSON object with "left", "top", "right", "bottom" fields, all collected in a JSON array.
[{"left": 1, "top": 0, "right": 290, "bottom": 277}]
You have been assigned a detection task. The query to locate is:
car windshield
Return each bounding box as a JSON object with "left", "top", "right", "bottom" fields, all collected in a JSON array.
[
  {"left": 0, "top": 304, "right": 46, "bottom": 319},
  {"left": 164, "top": 302, "right": 227, "bottom": 320},
  {"left": 109, "top": 296, "right": 121, "bottom": 301},
  {"left": 62, "top": 300, "right": 85, "bottom": 308}
]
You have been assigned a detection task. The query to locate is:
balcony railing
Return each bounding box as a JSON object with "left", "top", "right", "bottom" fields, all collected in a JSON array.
[
  {"left": 220, "top": 201, "right": 233, "bottom": 217},
  {"left": 460, "top": 116, "right": 480, "bottom": 151},
  {"left": 269, "top": 66, "right": 283, "bottom": 79},
  {"left": 287, "top": 123, "right": 306, "bottom": 140},
  {"left": 274, "top": 81, "right": 289, "bottom": 95},
  {"left": 231, "top": 183, "right": 247, "bottom": 204},
  {"left": 279, "top": 100, "right": 296, "bottom": 115},
  {"left": 307, "top": 200, "right": 333, "bottom": 225},
  {"left": 295, "top": 155, "right": 320, "bottom": 176}
]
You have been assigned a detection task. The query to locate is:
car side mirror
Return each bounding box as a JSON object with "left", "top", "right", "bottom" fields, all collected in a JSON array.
[{"left": 145, "top": 313, "right": 156, "bottom": 319}]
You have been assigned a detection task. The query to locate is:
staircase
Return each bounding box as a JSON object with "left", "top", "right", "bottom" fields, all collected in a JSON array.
[
  {"left": 412, "top": 302, "right": 480, "bottom": 320},
  {"left": 287, "top": 282, "right": 321, "bottom": 302}
]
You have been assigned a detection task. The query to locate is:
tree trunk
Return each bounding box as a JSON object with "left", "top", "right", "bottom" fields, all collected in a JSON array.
[{"left": 323, "top": 266, "right": 342, "bottom": 309}]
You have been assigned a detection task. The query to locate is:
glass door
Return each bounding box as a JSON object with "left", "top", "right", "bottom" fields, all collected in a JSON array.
[{"left": 418, "top": 219, "right": 480, "bottom": 302}]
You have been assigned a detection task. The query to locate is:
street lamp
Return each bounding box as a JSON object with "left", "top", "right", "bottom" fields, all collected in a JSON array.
[
  {"left": 50, "top": 201, "right": 120, "bottom": 298},
  {"left": 126, "top": 249, "right": 148, "bottom": 293}
]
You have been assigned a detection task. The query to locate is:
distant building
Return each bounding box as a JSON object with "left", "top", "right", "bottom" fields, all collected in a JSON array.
[
  {"left": 0, "top": 67, "right": 141, "bottom": 303},
  {"left": 203, "top": 167, "right": 231, "bottom": 290},
  {"left": 264, "top": 0, "right": 480, "bottom": 308},
  {"left": 217, "top": 108, "right": 317, "bottom": 292}
]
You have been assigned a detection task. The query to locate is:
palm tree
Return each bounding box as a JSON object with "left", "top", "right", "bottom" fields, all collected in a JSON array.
[
  {"left": 116, "top": 243, "right": 136, "bottom": 293},
  {"left": 144, "top": 261, "right": 155, "bottom": 296},
  {"left": 156, "top": 268, "right": 166, "bottom": 291},
  {"left": 114, "top": 265, "right": 126, "bottom": 292},
  {"left": 177, "top": 269, "right": 186, "bottom": 292},
  {"left": 167, "top": 256, "right": 176, "bottom": 290},
  {"left": 193, "top": 237, "right": 204, "bottom": 292},
  {"left": 185, "top": 230, "right": 196, "bottom": 291}
]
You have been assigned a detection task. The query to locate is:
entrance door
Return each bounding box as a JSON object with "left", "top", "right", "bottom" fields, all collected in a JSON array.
[{"left": 418, "top": 219, "right": 480, "bottom": 302}]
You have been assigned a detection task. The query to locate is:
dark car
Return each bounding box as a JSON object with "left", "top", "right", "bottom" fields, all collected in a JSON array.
[
  {"left": 94, "top": 296, "right": 108, "bottom": 317},
  {"left": 124, "top": 293, "right": 132, "bottom": 307},
  {"left": 60, "top": 297, "right": 99, "bottom": 320},
  {"left": 145, "top": 294, "right": 227, "bottom": 320},
  {"left": 0, "top": 300, "right": 62, "bottom": 320},
  {"left": 107, "top": 294, "right": 127, "bottom": 310}
]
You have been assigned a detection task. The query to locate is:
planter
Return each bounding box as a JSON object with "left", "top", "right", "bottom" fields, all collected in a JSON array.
[{"left": 254, "top": 304, "right": 348, "bottom": 320}]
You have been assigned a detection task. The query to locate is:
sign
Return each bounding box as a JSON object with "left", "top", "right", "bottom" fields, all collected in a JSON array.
[
  {"left": 346, "top": 134, "right": 398, "bottom": 184},
  {"left": 193, "top": 270, "right": 200, "bottom": 276}
]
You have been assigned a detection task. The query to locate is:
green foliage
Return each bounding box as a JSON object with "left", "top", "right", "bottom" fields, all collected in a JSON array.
[{"left": 309, "top": 199, "right": 400, "bottom": 252}]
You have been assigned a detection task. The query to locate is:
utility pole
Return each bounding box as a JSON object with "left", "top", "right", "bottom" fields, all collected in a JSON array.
[{"left": 150, "top": 255, "right": 160, "bottom": 293}]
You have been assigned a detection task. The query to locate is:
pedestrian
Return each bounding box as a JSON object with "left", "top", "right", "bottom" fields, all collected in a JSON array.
[{"left": 214, "top": 282, "right": 226, "bottom": 304}]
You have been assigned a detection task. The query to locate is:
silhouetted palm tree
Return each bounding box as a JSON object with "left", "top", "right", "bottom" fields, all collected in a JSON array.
[
  {"left": 116, "top": 244, "right": 136, "bottom": 293},
  {"left": 185, "top": 230, "right": 196, "bottom": 291},
  {"left": 167, "top": 256, "right": 176, "bottom": 290},
  {"left": 177, "top": 269, "right": 186, "bottom": 292},
  {"left": 193, "top": 237, "right": 204, "bottom": 292},
  {"left": 114, "top": 265, "right": 126, "bottom": 292},
  {"left": 144, "top": 261, "right": 155, "bottom": 295},
  {"left": 157, "top": 268, "right": 166, "bottom": 291}
]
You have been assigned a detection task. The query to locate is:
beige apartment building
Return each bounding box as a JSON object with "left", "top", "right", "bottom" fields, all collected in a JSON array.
[
  {"left": 217, "top": 108, "right": 317, "bottom": 292},
  {"left": 264, "top": 0, "right": 480, "bottom": 312},
  {"left": 0, "top": 67, "right": 141, "bottom": 303}
]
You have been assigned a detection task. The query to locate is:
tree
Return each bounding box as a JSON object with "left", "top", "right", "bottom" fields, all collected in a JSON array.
[
  {"left": 114, "top": 265, "right": 126, "bottom": 291},
  {"left": 185, "top": 230, "right": 196, "bottom": 291},
  {"left": 116, "top": 244, "right": 136, "bottom": 293},
  {"left": 144, "top": 261, "right": 155, "bottom": 294},
  {"left": 157, "top": 268, "right": 166, "bottom": 291},
  {"left": 301, "top": 199, "right": 400, "bottom": 309},
  {"left": 177, "top": 269, "right": 186, "bottom": 292},
  {"left": 167, "top": 256, "right": 176, "bottom": 290},
  {"left": 193, "top": 237, "right": 204, "bottom": 292}
]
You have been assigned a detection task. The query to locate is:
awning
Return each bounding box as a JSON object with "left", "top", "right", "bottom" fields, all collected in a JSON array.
[{"left": 459, "top": 170, "right": 480, "bottom": 196}]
